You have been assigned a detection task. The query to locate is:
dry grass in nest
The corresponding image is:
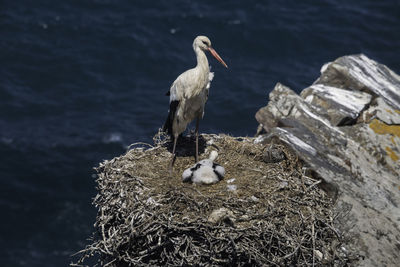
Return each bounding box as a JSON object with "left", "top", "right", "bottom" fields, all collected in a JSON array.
[{"left": 72, "top": 131, "right": 354, "bottom": 266}]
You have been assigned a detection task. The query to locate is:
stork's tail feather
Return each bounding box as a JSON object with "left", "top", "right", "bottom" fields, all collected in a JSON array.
[{"left": 163, "top": 100, "right": 179, "bottom": 137}]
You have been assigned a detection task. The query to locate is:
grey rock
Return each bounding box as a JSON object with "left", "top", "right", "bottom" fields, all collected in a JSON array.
[
  {"left": 362, "top": 97, "right": 400, "bottom": 125},
  {"left": 301, "top": 84, "right": 372, "bottom": 126},
  {"left": 255, "top": 54, "right": 400, "bottom": 267},
  {"left": 208, "top": 207, "right": 235, "bottom": 225},
  {"left": 255, "top": 106, "right": 278, "bottom": 133},
  {"left": 314, "top": 54, "right": 400, "bottom": 109}
]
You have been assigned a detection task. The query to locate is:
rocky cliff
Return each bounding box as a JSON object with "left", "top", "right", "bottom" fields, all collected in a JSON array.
[{"left": 256, "top": 54, "right": 400, "bottom": 266}]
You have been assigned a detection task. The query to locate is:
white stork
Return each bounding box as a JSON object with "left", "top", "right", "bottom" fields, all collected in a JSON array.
[{"left": 163, "top": 36, "right": 228, "bottom": 171}]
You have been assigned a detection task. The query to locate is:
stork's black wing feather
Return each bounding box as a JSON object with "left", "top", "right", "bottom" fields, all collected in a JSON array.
[
  {"left": 213, "top": 163, "right": 224, "bottom": 181},
  {"left": 163, "top": 100, "right": 179, "bottom": 136}
]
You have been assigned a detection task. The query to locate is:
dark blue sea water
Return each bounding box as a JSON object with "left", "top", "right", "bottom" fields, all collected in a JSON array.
[{"left": 1, "top": 0, "right": 399, "bottom": 266}]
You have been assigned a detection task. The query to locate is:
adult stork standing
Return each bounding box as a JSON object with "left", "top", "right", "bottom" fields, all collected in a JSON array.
[{"left": 163, "top": 36, "right": 228, "bottom": 171}]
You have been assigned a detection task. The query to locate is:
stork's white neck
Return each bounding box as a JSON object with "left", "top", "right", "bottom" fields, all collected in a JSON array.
[{"left": 195, "top": 47, "right": 209, "bottom": 71}]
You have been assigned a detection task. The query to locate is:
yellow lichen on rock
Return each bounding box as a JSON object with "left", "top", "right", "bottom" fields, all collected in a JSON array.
[
  {"left": 391, "top": 136, "right": 396, "bottom": 145},
  {"left": 385, "top": 147, "right": 399, "bottom": 161},
  {"left": 369, "top": 119, "right": 400, "bottom": 138}
]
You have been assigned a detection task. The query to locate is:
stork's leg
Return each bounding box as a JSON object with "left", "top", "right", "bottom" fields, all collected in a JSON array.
[
  {"left": 195, "top": 118, "right": 199, "bottom": 162},
  {"left": 169, "top": 135, "right": 178, "bottom": 174}
]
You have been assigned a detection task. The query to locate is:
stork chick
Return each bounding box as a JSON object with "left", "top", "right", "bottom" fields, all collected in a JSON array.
[
  {"left": 163, "top": 36, "right": 228, "bottom": 172},
  {"left": 182, "top": 151, "right": 225, "bottom": 184}
]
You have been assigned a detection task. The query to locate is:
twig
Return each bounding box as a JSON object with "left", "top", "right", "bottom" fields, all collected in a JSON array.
[
  {"left": 311, "top": 210, "right": 316, "bottom": 267},
  {"left": 127, "top": 142, "right": 154, "bottom": 150},
  {"left": 306, "top": 180, "right": 322, "bottom": 192}
]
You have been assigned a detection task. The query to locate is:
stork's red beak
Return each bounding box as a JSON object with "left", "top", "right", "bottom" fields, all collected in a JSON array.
[{"left": 208, "top": 47, "right": 228, "bottom": 68}]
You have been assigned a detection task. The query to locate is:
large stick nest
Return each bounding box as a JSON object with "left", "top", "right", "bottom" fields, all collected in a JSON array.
[{"left": 73, "top": 132, "right": 355, "bottom": 266}]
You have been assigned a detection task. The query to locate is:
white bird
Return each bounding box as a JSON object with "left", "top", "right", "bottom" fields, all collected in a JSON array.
[
  {"left": 163, "top": 36, "right": 228, "bottom": 171},
  {"left": 182, "top": 151, "right": 225, "bottom": 184}
]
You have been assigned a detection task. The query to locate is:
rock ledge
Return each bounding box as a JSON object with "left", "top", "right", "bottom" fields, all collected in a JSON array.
[{"left": 256, "top": 54, "right": 400, "bottom": 267}]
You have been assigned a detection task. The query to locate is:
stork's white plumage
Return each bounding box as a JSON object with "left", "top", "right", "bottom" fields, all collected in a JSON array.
[
  {"left": 182, "top": 151, "right": 225, "bottom": 184},
  {"left": 163, "top": 36, "right": 228, "bottom": 171}
]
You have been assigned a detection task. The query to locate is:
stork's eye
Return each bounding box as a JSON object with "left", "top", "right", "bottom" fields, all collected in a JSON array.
[{"left": 202, "top": 40, "right": 208, "bottom": 46}]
